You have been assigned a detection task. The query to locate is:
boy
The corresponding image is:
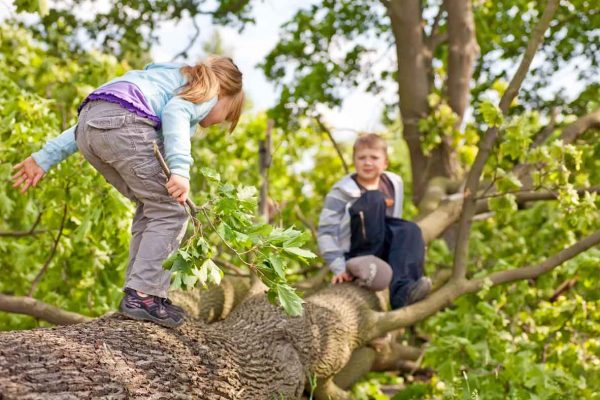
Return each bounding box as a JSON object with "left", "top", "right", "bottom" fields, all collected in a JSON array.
[{"left": 317, "top": 133, "right": 431, "bottom": 309}]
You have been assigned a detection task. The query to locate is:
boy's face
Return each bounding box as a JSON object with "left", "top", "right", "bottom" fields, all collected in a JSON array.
[{"left": 353, "top": 146, "right": 388, "bottom": 182}]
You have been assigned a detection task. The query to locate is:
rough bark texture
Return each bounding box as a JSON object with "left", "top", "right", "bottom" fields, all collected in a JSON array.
[
  {"left": 2, "top": 228, "right": 598, "bottom": 400},
  {"left": 0, "top": 284, "right": 385, "bottom": 400}
]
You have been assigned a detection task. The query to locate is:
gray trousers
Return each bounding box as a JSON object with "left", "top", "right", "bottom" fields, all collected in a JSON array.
[{"left": 76, "top": 101, "right": 188, "bottom": 298}]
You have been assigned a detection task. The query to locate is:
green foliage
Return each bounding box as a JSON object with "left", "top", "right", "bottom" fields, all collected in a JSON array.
[
  {"left": 164, "top": 168, "right": 314, "bottom": 315},
  {"left": 3, "top": 3, "right": 600, "bottom": 399},
  {"left": 351, "top": 372, "right": 402, "bottom": 400},
  {"left": 11, "top": 0, "right": 254, "bottom": 66},
  {"left": 0, "top": 24, "right": 327, "bottom": 328},
  {"left": 0, "top": 24, "right": 132, "bottom": 330},
  {"left": 479, "top": 101, "right": 504, "bottom": 128}
]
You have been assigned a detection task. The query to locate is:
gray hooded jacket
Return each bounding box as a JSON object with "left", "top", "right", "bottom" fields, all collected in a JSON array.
[{"left": 317, "top": 172, "right": 404, "bottom": 275}]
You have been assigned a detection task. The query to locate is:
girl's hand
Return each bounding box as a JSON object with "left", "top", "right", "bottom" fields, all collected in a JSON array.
[
  {"left": 12, "top": 157, "right": 45, "bottom": 193},
  {"left": 331, "top": 271, "right": 354, "bottom": 284},
  {"left": 166, "top": 174, "right": 190, "bottom": 204}
]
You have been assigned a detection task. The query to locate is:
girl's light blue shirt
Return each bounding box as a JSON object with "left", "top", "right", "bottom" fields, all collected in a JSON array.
[{"left": 32, "top": 63, "right": 217, "bottom": 179}]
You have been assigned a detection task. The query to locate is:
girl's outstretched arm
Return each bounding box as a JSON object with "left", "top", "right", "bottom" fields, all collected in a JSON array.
[{"left": 31, "top": 124, "right": 79, "bottom": 172}]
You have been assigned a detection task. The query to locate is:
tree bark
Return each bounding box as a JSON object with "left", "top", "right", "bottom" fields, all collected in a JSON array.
[
  {"left": 2, "top": 218, "right": 597, "bottom": 400},
  {"left": 385, "top": 0, "right": 463, "bottom": 203},
  {"left": 0, "top": 293, "right": 91, "bottom": 326},
  {"left": 451, "top": 0, "right": 560, "bottom": 281},
  {"left": 445, "top": 0, "right": 479, "bottom": 125},
  {"left": 0, "top": 284, "right": 385, "bottom": 400}
]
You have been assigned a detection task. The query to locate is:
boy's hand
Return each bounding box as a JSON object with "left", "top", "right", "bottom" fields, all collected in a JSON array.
[
  {"left": 12, "top": 157, "right": 45, "bottom": 193},
  {"left": 166, "top": 174, "right": 190, "bottom": 204},
  {"left": 331, "top": 271, "right": 354, "bottom": 284}
]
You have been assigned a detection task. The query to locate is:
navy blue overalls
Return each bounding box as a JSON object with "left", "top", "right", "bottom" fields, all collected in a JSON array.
[{"left": 345, "top": 179, "right": 425, "bottom": 309}]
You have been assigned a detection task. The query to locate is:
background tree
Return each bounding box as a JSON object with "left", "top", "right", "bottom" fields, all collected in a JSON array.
[{"left": 1, "top": 0, "right": 599, "bottom": 398}]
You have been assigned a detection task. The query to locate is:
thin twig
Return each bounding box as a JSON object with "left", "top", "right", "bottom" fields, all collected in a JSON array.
[
  {"left": 214, "top": 257, "right": 250, "bottom": 277},
  {"left": 153, "top": 141, "right": 199, "bottom": 217},
  {"left": 29, "top": 203, "right": 68, "bottom": 297},
  {"left": 199, "top": 208, "right": 255, "bottom": 268},
  {"left": 294, "top": 205, "right": 317, "bottom": 240},
  {"left": 0, "top": 211, "right": 45, "bottom": 237},
  {"left": 315, "top": 115, "right": 350, "bottom": 174},
  {"left": 549, "top": 277, "right": 577, "bottom": 303},
  {"left": 170, "top": 17, "right": 201, "bottom": 62}
]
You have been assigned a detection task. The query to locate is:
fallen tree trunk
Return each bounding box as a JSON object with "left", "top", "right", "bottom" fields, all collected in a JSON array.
[
  {"left": 2, "top": 224, "right": 598, "bottom": 400},
  {"left": 0, "top": 284, "right": 384, "bottom": 400}
]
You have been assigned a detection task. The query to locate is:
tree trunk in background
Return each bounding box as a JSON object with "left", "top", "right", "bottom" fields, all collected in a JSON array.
[
  {"left": 386, "top": 0, "right": 430, "bottom": 203},
  {"left": 445, "top": 0, "right": 478, "bottom": 126},
  {"left": 387, "top": 0, "right": 461, "bottom": 204}
]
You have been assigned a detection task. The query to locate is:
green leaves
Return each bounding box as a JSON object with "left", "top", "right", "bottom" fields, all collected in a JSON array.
[
  {"left": 275, "top": 284, "right": 304, "bottom": 317},
  {"left": 162, "top": 168, "right": 314, "bottom": 316},
  {"left": 479, "top": 101, "right": 504, "bottom": 127},
  {"left": 199, "top": 167, "right": 221, "bottom": 183},
  {"left": 283, "top": 247, "right": 317, "bottom": 259}
]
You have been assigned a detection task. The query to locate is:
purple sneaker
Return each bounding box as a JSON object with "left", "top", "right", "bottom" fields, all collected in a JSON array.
[
  {"left": 160, "top": 297, "right": 186, "bottom": 315},
  {"left": 119, "top": 288, "right": 185, "bottom": 328}
]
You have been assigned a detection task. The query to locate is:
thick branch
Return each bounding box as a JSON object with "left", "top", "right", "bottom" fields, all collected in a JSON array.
[
  {"left": 558, "top": 105, "right": 600, "bottom": 143},
  {"left": 469, "top": 229, "right": 600, "bottom": 288},
  {"left": 416, "top": 177, "right": 462, "bottom": 217},
  {"left": 451, "top": 0, "right": 560, "bottom": 280},
  {"left": 417, "top": 196, "right": 464, "bottom": 244},
  {"left": 530, "top": 108, "right": 558, "bottom": 148},
  {"left": 474, "top": 185, "right": 600, "bottom": 203},
  {"left": 170, "top": 17, "right": 201, "bottom": 61},
  {"left": 385, "top": 0, "right": 432, "bottom": 202},
  {"left": 0, "top": 293, "right": 91, "bottom": 325},
  {"left": 499, "top": 1, "right": 560, "bottom": 112},
  {"left": 513, "top": 106, "right": 600, "bottom": 181},
  {"left": 369, "top": 228, "right": 600, "bottom": 339},
  {"left": 416, "top": 184, "right": 597, "bottom": 246}
]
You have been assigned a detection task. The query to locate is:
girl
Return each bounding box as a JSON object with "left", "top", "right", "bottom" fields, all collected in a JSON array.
[{"left": 12, "top": 56, "right": 244, "bottom": 328}]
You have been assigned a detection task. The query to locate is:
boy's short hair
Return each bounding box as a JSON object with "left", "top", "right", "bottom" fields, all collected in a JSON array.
[{"left": 353, "top": 133, "right": 388, "bottom": 158}]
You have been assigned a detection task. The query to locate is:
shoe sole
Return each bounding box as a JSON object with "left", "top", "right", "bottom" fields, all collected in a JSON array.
[
  {"left": 406, "top": 279, "right": 432, "bottom": 305},
  {"left": 119, "top": 302, "right": 184, "bottom": 329}
]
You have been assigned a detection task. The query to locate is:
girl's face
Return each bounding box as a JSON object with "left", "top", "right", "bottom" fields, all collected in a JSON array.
[
  {"left": 200, "top": 95, "right": 234, "bottom": 128},
  {"left": 353, "top": 147, "right": 388, "bottom": 183}
]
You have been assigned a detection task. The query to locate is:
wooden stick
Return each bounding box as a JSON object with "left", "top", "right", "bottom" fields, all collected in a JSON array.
[{"left": 153, "top": 141, "right": 198, "bottom": 216}]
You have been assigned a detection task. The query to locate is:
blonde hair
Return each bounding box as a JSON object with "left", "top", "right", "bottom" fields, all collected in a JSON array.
[
  {"left": 353, "top": 133, "right": 388, "bottom": 158},
  {"left": 180, "top": 55, "right": 244, "bottom": 132}
]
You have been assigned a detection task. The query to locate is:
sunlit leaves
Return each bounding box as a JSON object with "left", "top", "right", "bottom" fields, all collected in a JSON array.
[
  {"left": 163, "top": 167, "right": 312, "bottom": 315},
  {"left": 0, "top": 25, "right": 133, "bottom": 330},
  {"left": 479, "top": 101, "right": 504, "bottom": 127}
]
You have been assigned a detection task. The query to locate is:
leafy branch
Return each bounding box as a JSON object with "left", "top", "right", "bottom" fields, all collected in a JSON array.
[{"left": 162, "top": 167, "right": 316, "bottom": 316}]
